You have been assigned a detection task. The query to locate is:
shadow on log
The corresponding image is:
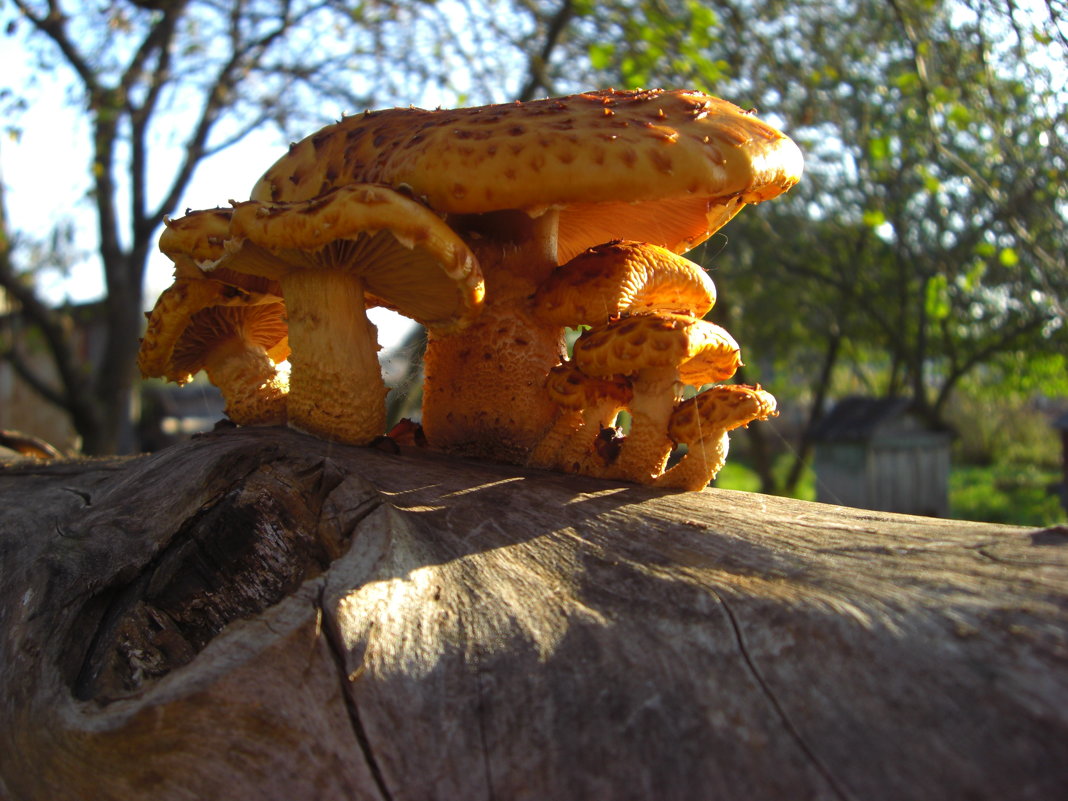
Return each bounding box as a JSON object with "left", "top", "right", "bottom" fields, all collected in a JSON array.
[{"left": 1, "top": 426, "right": 1066, "bottom": 800}]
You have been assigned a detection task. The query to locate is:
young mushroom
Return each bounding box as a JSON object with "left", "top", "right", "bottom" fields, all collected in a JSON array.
[
  {"left": 572, "top": 313, "right": 743, "bottom": 484},
  {"left": 139, "top": 209, "right": 290, "bottom": 426},
  {"left": 247, "top": 88, "right": 803, "bottom": 463},
  {"left": 655, "top": 384, "right": 779, "bottom": 491},
  {"left": 220, "top": 184, "right": 482, "bottom": 445},
  {"left": 528, "top": 362, "right": 633, "bottom": 473}
]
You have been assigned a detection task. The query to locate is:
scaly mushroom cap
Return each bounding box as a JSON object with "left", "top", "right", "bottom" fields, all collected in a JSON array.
[
  {"left": 159, "top": 208, "right": 233, "bottom": 278},
  {"left": 572, "top": 312, "right": 742, "bottom": 387},
  {"left": 225, "top": 184, "right": 483, "bottom": 330},
  {"left": 667, "top": 384, "right": 778, "bottom": 443},
  {"left": 544, "top": 362, "right": 633, "bottom": 411},
  {"left": 250, "top": 88, "right": 804, "bottom": 262},
  {"left": 656, "top": 384, "right": 779, "bottom": 491},
  {"left": 535, "top": 240, "right": 716, "bottom": 326}
]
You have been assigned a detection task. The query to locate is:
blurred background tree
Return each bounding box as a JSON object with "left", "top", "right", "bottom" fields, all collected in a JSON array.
[{"left": 2, "top": 0, "right": 1065, "bottom": 523}]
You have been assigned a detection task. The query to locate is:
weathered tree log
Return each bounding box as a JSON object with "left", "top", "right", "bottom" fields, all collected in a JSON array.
[{"left": 1, "top": 426, "right": 1066, "bottom": 801}]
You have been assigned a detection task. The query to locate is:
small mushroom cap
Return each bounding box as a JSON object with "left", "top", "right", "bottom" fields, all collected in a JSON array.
[
  {"left": 545, "top": 362, "right": 633, "bottom": 410},
  {"left": 160, "top": 208, "right": 233, "bottom": 278},
  {"left": 251, "top": 89, "right": 803, "bottom": 262},
  {"left": 139, "top": 277, "right": 288, "bottom": 381},
  {"left": 572, "top": 313, "right": 742, "bottom": 386},
  {"left": 225, "top": 184, "right": 483, "bottom": 330},
  {"left": 535, "top": 240, "right": 716, "bottom": 326},
  {"left": 168, "top": 302, "right": 289, "bottom": 382},
  {"left": 160, "top": 207, "right": 283, "bottom": 298},
  {"left": 668, "top": 384, "right": 779, "bottom": 443}
]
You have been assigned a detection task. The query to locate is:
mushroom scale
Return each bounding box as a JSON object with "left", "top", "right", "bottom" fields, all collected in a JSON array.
[{"left": 221, "top": 183, "right": 483, "bottom": 445}]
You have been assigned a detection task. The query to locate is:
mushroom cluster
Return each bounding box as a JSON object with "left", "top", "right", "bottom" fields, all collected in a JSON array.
[
  {"left": 530, "top": 243, "right": 779, "bottom": 489},
  {"left": 137, "top": 88, "right": 800, "bottom": 490}
]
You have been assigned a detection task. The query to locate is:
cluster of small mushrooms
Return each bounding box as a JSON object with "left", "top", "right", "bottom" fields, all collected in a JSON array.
[{"left": 139, "top": 89, "right": 803, "bottom": 491}]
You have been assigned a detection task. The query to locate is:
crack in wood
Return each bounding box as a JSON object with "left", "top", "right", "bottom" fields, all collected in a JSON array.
[
  {"left": 316, "top": 584, "right": 394, "bottom": 801},
  {"left": 710, "top": 589, "right": 856, "bottom": 801},
  {"left": 472, "top": 644, "right": 498, "bottom": 801}
]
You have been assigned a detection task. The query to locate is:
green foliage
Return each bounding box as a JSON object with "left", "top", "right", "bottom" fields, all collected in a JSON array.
[
  {"left": 577, "top": 0, "right": 728, "bottom": 90},
  {"left": 950, "top": 465, "right": 1066, "bottom": 527},
  {"left": 714, "top": 454, "right": 816, "bottom": 501}
]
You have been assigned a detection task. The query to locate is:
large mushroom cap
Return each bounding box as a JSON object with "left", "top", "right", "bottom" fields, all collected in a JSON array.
[
  {"left": 251, "top": 88, "right": 804, "bottom": 262},
  {"left": 225, "top": 183, "right": 483, "bottom": 330}
]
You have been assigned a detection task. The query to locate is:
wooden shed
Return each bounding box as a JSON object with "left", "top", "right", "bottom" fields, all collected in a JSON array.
[
  {"left": 811, "top": 396, "right": 952, "bottom": 517},
  {"left": 1054, "top": 411, "right": 1068, "bottom": 514}
]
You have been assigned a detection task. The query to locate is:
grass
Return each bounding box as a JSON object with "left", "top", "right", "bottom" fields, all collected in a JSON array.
[{"left": 714, "top": 458, "right": 1067, "bottom": 527}]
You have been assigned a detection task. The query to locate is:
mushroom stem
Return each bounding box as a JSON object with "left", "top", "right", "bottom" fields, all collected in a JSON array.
[
  {"left": 281, "top": 269, "right": 388, "bottom": 444},
  {"left": 655, "top": 384, "right": 778, "bottom": 490},
  {"left": 527, "top": 408, "right": 585, "bottom": 470},
  {"left": 610, "top": 372, "right": 677, "bottom": 484},
  {"left": 555, "top": 402, "right": 627, "bottom": 473},
  {"left": 654, "top": 432, "right": 731, "bottom": 491},
  {"left": 421, "top": 209, "right": 565, "bottom": 463},
  {"left": 202, "top": 337, "right": 288, "bottom": 426}
]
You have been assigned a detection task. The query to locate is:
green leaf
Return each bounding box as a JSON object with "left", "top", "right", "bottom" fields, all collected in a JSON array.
[
  {"left": 862, "top": 209, "right": 887, "bottom": 228},
  {"left": 998, "top": 247, "right": 1019, "bottom": 268},
  {"left": 589, "top": 42, "right": 614, "bottom": 70},
  {"left": 868, "top": 136, "right": 890, "bottom": 161},
  {"left": 947, "top": 102, "right": 971, "bottom": 129},
  {"left": 959, "top": 260, "right": 987, "bottom": 291},
  {"left": 925, "top": 274, "right": 951, "bottom": 321},
  {"left": 893, "top": 71, "right": 920, "bottom": 92}
]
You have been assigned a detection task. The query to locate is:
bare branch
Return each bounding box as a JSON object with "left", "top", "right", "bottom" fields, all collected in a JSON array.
[{"left": 516, "top": 0, "right": 576, "bottom": 101}]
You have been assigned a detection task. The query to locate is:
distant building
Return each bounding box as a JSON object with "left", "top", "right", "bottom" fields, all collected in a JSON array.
[{"left": 812, "top": 397, "right": 952, "bottom": 517}]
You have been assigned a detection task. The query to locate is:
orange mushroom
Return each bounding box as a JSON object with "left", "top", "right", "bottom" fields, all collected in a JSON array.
[
  {"left": 139, "top": 209, "right": 290, "bottom": 427},
  {"left": 528, "top": 363, "right": 633, "bottom": 473},
  {"left": 655, "top": 384, "right": 779, "bottom": 491},
  {"left": 220, "top": 184, "right": 482, "bottom": 445},
  {"left": 534, "top": 240, "right": 716, "bottom": 327},
  {"left": 246, "top": 88, "right": 802, "bottom": 463},
  {"left": 572, "top": 313, "right": 742, "bottom": 484}
]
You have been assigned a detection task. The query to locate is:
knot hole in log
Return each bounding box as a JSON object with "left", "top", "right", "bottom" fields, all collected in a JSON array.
[{"left": 67, "top": 455, "right": 379, "bottom": 703}]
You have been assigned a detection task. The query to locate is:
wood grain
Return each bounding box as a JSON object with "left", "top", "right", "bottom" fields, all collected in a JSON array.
[{"left": 1, "top": 426, "right": 1065, "bottom": 801}]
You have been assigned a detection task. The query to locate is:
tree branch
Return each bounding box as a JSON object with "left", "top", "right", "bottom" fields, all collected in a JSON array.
[{"left": 515, "top": 0, "right": 575, "bottom": 101}]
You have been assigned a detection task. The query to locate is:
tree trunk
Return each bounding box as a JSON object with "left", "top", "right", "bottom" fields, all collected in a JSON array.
[{"left": 1, "top": 426, "right": 1066, "bottom": 801}]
